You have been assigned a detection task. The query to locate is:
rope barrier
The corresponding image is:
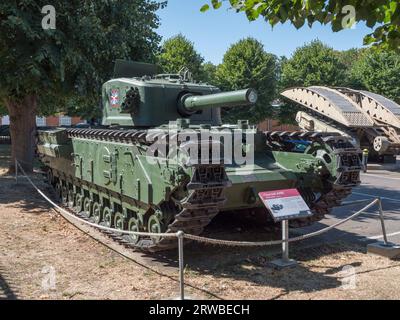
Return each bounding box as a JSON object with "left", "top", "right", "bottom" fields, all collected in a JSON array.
[
  {"left": 184, "top": 199, "right": 379, "bottom": 246},
  {"left": 14, "top": 159, "right": 390, "bottom": 300},
  {"left": 16, "top": 162, "right": 177, "bottom": 238},
  {"left": 16, "top": 160, "right": 382, "bottom": 247}
]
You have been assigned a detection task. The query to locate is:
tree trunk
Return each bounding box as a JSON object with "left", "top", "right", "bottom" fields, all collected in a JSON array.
[{"left": 5, "top": 95, "right": 37, "bottom": 173}]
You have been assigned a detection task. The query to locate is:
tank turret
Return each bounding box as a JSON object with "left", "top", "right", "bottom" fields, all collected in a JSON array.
[{"left": 101, "top": 61, "right": 257, "bottom": 127}]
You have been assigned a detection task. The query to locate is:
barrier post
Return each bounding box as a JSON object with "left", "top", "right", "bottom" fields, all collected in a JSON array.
[
  {"left": 15, "top": 159, "right": 18, "bottom": 184},
  {"left": 377, "top": 198, "right": 389, "bottom": 245},
  {"left": 271, "top": 220, "right": 298, "bottom": 268},
  {"left": 282, "top": 219, "right": 289, "bottom": 261},
  {"left": 362, "top": 149, "right": 369, "bottom": 173},
  {"left": 367, "top": 198, "right": 400, "bottom": 259},
  {"left": 177, "top": 231, "right": 185, "bottom": 300}
]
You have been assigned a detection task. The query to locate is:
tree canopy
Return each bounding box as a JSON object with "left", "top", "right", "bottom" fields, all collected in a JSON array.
[
  {"left": 0, "top": 104, "right": 6, "bottom": 116},
  {"left": 279, "top": 40, "right": 348, "bottom": 88},
  {"left": 0, "top": 0, "right": 164, "bottom": 118},
  {"left": 277, "top": 41, "right": 363, "bottom": 125},
  {"left": 201, "top": 0, "right": 400, "bottom": 50},
  {"left": 215, "top": 38, "right": 277, "bottom": 123},
  {"left": 350, "top": 49, "right": 400, "bottom": 103},
  {"left": 201, "top": 61, "right": 218, "bottom": 84},
  {"left": 158, "top": 34, "right": 204, "bottom": 79},
  {"left": 0, "top": 0, "right": 164, "bottom": 171}
]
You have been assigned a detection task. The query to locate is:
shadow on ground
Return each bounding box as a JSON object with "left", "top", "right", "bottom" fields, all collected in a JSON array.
[
  {"left": 140, "top": 208, "right": 389, "bottom": 297},
  {"left": 0, "top": 144, "right": 49, "bottom": 212},
  {"left": 0, "top": 175, "right": 53, "bottom": 213},
  {"left": 2, "top": 145, "right": 397, "bottom": 298},
  {"left": 0, "top": 265, "right": 19, "bottom": 300}
]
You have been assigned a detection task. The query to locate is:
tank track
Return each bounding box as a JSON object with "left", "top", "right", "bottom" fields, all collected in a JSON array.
[
  {"left": 56, "top": 128, "right": 231, "bottom": 252},
  {"left": 137, "top": 164, "right": 231, "bottom": 251},
  {"left": 265, "top": 131, "right": 361, "bottom": 227},
  {"left": 67, "top": 128, "right": 155, "bottom": 144}
]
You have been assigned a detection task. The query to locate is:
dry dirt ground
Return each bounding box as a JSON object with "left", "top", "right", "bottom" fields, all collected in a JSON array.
[{"left": 1, "top": 144, "right": 400, "bottom": 300}]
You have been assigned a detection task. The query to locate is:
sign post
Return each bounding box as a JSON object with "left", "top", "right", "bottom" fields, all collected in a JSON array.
[
  {"left": 258, "top": 189, "right": 313, "bottom": 268},
  {"left": 274, "top": 219, "right": 297, "bottom": 268}
]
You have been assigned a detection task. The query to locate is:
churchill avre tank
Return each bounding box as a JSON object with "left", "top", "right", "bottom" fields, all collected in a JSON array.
[{"left": 37, "top": 60, "right": 362, "bottom": 251}]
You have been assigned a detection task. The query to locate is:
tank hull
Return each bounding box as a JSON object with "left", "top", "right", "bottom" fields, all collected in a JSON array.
[{"left": 37, "top": 126, "right": 361, "bottom": 251}]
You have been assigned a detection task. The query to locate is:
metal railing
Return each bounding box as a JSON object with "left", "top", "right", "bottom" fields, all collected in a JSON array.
[
  {"left": 0, "top": 135, "right": 11, "bottom": 144},
  {"left": 14, "top": 159, "right": 391, "bottom": 300}
]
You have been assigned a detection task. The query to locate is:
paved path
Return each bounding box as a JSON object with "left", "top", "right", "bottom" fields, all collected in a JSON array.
[{"left": 293, "top": 170, "right": 400, "bottom": 247}]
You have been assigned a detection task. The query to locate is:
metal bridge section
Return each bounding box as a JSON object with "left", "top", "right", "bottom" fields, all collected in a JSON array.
[
  {"left": 281, "top": 86, "right": 400, "bottom": 158},
  {"left": 336, "top": 87, "right": 400, "bottom": 130},
  {"left": 281, "top": 86, "right": 374, "bottom": 128}
]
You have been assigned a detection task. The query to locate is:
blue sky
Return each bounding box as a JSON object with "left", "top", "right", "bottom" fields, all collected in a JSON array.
[{"left": 157, "top": 0, "right": 374, "bottom": 64}]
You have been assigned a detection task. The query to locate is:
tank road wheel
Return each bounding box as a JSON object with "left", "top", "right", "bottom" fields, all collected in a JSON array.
[
  {"left": 46, "top": 170, "right": 54, "bottom": 185},
  {"left": 92, "top": 202, "right": 102, "bottom": 224},
  {"left": 114, "top": 213, "right": 125, "bottom": 230},
  {"left": 82, "top": 197, "right": 92, "bottom": 218},
  {"left": 147, "top": 215, "right": 164, "bottom": 244},
  {"left": 103, "top": 207, "right": 114, "bottom": 228},
  {"left": 61, "top": 185, "right": 68, "bottom": 205},
  {"left": 55, "top": 182, "right": 62, "bottom": 201},
  {"left": 127, "top": 217, "right": 140, "bottom": 244},
  {"left": 373, "top": 136, "right": 390, "bottom": 154},
  {"left": 74, "top": 194, "right": 83, "bottom": 213},
  {"left": 67, "top": 189, "right": 75, "bottom": 208}
]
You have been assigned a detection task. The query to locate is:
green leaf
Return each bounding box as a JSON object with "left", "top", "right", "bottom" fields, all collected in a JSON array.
[
  {"left": 279, "top": 6, "right": 288, "bottom": 21},
  {"left": 205, "top": 0, "right": 400, "bottom": 50},
  {"left": 211, "top": 0, "right": 222, "bottom": 9},
  {"left": 200, "top": 4, "right": 210, "bottom": 12},
  {"left": 0, "top": 0, "right": 164, "bottom": 116},
  {"left": 364, "top": 35, "right": 376, "bottom": 45},
  {"left": 158, "top": 34, "right": 204, "bottom": 79},
  {"left": 214, "top": 38, "right": 278, "bottom": 124}
]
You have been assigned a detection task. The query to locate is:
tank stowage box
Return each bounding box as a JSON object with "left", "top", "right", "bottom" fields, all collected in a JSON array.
[{"left": 37, "top": 61, "right": 361, "bottom": 252}]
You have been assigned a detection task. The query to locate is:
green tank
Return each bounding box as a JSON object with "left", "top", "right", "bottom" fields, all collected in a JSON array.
[{"left": 37, "top": 60, "right": 362, "bottom": 251}]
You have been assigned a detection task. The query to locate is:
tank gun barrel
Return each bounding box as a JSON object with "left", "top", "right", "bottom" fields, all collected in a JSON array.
[{"left": 181, "top": 88, "right": 257, "bottom": 114}]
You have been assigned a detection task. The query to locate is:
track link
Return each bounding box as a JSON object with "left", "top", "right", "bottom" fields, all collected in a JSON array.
[
  {"left": 50, "top": 165, "right": 230, "bottom": 252},
  {"left": 137, "top": 165, "right": 231, "bottom": 252},
  {"left": 50, "top": 128, "right": 233, "bottom": 252}
]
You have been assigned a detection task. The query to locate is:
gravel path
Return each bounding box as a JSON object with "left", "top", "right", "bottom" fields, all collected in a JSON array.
[{"left": 1, "top": 172, "right": 400, "bottom": 300}]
